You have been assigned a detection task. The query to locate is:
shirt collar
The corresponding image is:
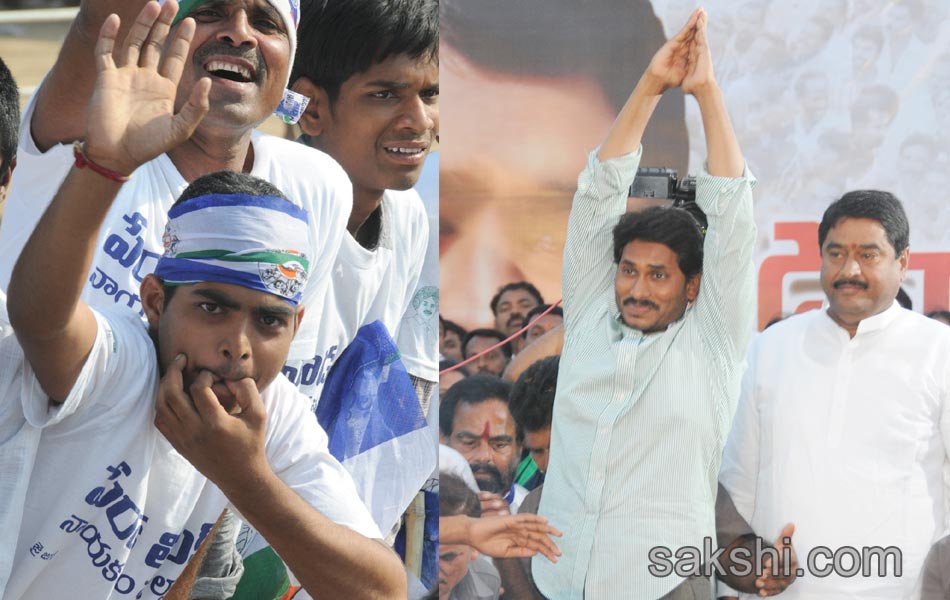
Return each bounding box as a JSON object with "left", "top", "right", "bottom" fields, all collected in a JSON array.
[
  {"left": 854, "top": 300, "right": 903, "bottom": 334},
  {"left": 821, "top": 299, "right": 903, "bottom": 336}
]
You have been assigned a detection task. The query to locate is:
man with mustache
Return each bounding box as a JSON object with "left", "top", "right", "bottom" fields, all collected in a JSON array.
[
  {"left": 439, "top": 375, "right": 528, "bottom": 517},
  {"left": 719, "top": 190, "right": 950, "bottom": 598},
  {"left": 490, "top": 282, "right": 543, "bottom": 353},
  {"left": 533, "top": 11, "right": 758, "bottom": 598},
  {"left": 463, "top": 329, "right": 512, "bottom": 377}
]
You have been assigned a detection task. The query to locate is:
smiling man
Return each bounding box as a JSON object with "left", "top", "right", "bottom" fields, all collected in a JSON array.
[
  {"left": 720, "top": 190, "right": 950, "bottom": 598},
  {"left": 0, "top": 0, "right": 349, "bottom": 379},
  {"left": 286, "top": 0, "right": 439, "bottom": 406},
  {"left": 533, "top": 11, "right": 758, "bottom": 599},
  {"left": 0, "top": 7, "right": 404, "bottom": 597}
]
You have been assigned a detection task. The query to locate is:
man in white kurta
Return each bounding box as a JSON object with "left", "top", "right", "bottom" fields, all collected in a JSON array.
[{"left": 720, "top": 190, "right": 950, "bottom": 599}]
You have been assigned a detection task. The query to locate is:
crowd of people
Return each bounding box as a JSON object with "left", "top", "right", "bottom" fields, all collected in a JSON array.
[
  {"left": 3, "top": 1, "right": 950, "bottom": 599},
  {"left": 437, "top": 9, "right": 950, "bottom": 600}
]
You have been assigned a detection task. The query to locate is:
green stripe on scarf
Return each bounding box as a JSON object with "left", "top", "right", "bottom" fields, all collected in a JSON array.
[
  {"left": 176, "top": 249, "right": 310, "bottom": 270},
  {"left": 172, "top": 0, "right": 212, "bottom": 24}
]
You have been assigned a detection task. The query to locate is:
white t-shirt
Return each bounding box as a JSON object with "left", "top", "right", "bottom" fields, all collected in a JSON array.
[
  {"left": 397, "top": 151, "right": 439, "bottom": 382},
  {"left": 0, "top": 91, "right": 351, "bottom": 363},
  {"left": 0, "top": 292, "right": 39, "bottom": 597},
  {"left": 283, "top": 188, "right": 428, "bottom": 402},
  {"left": 0, "top": 307, "right": 380, "bottom": 600}
]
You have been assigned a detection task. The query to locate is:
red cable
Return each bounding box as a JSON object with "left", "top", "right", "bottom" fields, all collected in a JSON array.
[{"left": 440, "top": 299, "right": 562, "bottom": 375}]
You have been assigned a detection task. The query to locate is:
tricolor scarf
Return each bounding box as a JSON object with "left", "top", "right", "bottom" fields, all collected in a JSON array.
[{"left": 154, "top": 193, "right": 312, "bottom": 306}]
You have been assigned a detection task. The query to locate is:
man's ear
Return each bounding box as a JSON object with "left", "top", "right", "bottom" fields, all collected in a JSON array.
[
  {"left": 898, "top": 247, "right": 909, "bottom": 280},
  {"left": 140, "top": 275, "right": 166, "bottom": 331},
  {"left": 290, "top": 77, "right": 330, "bottom": 138},
  {"left": 686, "top": 273, "right": 702, "bottom": 303},
  {"left": 293, "top": 305, "right": 305, "bottom": 337}
]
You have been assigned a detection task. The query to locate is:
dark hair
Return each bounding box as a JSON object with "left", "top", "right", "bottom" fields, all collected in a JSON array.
[
  {"left": 162, "top": 171, "right": 293, "bottom": 306},
  {"left": 463, "top": 328, "right": 512, "bottom": 359},
  {"left": 521, "top": 304, "right": 563, "bottom": 339},
  {"left": 612, "top": 206, "right": 704, "bottom": 279},
  {"left": 439, "top": 472, "right": 480, "bottom": 518},
  {"left": 817, "top": 190, "right": 909, "bottom": 255},
  {"left": 439, "top": 374, "right": 513, "bottom": 437},
  {"left": 926, "top": 310, "right": 950, "bottom": 322},
  {"left": 896, "top": 287, "right": 912, "bottom": 310},
  {"left": 508, "top": 356, "right": 558, "bottom": 434},
  {"left": 176, "top": 170, "right": 290, "bottom": 205},
  {"left": 442, "top": 318, "right": 467, "bottom": 341},
  {"left": 489, "top": 282, "right": 544, "bottom": 316},
  {"left": 291, "top": 0, "right": 438, "bottom": 103},
  {"left": 439, "top": 359, "right": 470, "bottom": 377},
  {"left": 0, "top": 57, "right": 20, "bottom": 178}
]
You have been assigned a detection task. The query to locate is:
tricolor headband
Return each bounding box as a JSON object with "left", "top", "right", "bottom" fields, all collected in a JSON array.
[{"left": 154, "top": 193, "right": 312, "bottom": 305}]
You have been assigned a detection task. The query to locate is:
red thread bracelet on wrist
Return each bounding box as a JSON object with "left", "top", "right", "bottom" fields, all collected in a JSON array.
[{"left": 72, "top": 141, "right": 132, "bottom": 183}]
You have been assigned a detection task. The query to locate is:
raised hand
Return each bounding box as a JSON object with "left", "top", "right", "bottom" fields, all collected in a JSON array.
[
  {"left": 756, "top": 523, "right": 799, "bottom": 596},
  {"left": 682, "top": 9, "right": 716, "bottom": 97},
  {"left": 84, "top": 0, "right": 210, "bottom": 177},
  {"left": 641, "top": 8, "right": 703, "bottom": 96},
  {"left": 154, "top": 354, "right": 270, "bottom": 494}
]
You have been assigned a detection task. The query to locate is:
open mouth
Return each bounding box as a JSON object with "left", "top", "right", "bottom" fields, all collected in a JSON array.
[
  {"left": 384, "top": 147, "right": 425, "bottom": 155},
  {"left": 383, "top": 144, "right": 428, "bottom": 160},
  {"left": 204, "top": 60, "right": 254, "bottom": 83}
]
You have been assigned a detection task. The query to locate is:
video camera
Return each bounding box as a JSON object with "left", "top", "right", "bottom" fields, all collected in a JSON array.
[{"left": 628, "top": 167, "right": 707, "bottom": 232}]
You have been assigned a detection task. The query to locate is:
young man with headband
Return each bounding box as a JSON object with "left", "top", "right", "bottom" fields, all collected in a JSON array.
[
  {"left": 0, "top": 6, "right": 404, "bottom": 598},
  {"left": 533, "top": 10, "right": 757, "bottom": 598}
]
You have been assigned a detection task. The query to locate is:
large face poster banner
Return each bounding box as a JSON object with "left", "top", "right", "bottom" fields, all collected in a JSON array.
[{"left": 440, "top": 0, "right": 950, "bottom": 331}]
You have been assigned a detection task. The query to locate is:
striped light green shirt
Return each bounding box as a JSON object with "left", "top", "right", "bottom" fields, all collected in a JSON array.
[{"left": 533, "top": 147, "right": 756, "bottom": 599}]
